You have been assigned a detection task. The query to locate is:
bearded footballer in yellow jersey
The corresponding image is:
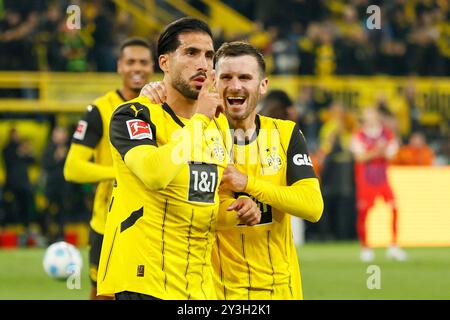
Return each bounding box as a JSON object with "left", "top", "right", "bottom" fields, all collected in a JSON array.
[
  {"left": 97, "top": 18, "right": 260, "bottom": 300},
  {"left": 212, "top": 42, "right": 323, "bottom": 300},
  {"left": 63, "top": 38, "right": 154, "bottom": 299}
]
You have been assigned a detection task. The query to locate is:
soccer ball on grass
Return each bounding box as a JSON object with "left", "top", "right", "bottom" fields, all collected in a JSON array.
[{"left": 42, "top": 241, "right": 83, "bottom": 280}]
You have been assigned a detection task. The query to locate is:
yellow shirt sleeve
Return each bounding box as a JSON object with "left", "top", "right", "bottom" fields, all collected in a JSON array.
[
  {"left": 64, "top": 143, "right": 115, "bottom": 183},
  {"left": 123, "top": 113, "right": 211, "bottom": 191},
  {"left": 216, "top": 190, "right": 240, "bottom": 231},
  {"left": 244, "top": 176, "right": 323, "bottom": 222},
  {"left": 216, "top": 191, "right": 253, "bottom": 231}
]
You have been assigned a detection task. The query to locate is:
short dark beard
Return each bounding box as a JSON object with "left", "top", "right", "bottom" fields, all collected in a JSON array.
[{"left": 172, "top": 77, "right": 199, "bottom": 100}]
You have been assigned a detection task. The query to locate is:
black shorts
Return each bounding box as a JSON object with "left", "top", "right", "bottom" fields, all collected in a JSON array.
[
  {"left": 88, "top": 227, "right": 104, "bottom": 285},
  {"left": 115, "top": 291, "right": 161, "bottom": 300}
]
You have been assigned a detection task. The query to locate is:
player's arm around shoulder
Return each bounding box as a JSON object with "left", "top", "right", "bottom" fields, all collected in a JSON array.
[{"left": 110, "top": 97, "right": 199, "bottom": 191}]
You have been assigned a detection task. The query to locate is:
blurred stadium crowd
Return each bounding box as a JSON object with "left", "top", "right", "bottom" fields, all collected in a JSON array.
[
  {"left": 0, "top": 0, "right": 449, "bottom": 246},
  {"left": 0, "top": 0, "right": 449, "bottom": 75}
]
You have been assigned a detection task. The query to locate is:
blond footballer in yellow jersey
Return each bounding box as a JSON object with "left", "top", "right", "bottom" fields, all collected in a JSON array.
[
  {"left": 64, "top": 39, "right": 153, "bottom": 299},
  {"left": 212, "top": 42, "right": 324, "bottom": 300},
  {"left": 97, "top": 19, "right": 260, "bottom": 300}
]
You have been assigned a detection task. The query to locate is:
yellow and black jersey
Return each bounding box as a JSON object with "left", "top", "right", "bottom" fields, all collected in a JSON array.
[
  {"left": 97, "top": 96, "right": 230, "bottom": 300},
  {"left": 65, "top": 90, "right": 125, "bottom": 235},
  {"left": 212, "top": 114, "right": 323, "bottom": 300}
]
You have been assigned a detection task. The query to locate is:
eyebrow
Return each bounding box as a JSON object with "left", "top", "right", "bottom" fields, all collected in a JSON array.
[
  {"left": 183, "top": 46, "right": 214, "bottom": 55},
  {"left": 219, "top": 72, "right": 253, "bottom": 78},
  {"left": 184, "top": 46, "right": 199, "bottom": 51},
  {"left": 125, "top": 58, "right": 149, "bottom": 62}
]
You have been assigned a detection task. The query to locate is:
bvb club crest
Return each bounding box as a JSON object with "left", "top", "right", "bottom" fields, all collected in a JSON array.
[
  {"left": 211, "top": 140, "right": 225, "bottom": 162},
  {"left": 265, "top": 147, "right": 282, "bottom": 172}
]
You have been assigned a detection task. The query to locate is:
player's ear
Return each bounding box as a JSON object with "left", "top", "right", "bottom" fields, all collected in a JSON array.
[
  {"left": 159, "top": 54, "right": 169, "bottom": 73},
  {"left": 259, "top": 77, "right": 269, "bottom": 96}
]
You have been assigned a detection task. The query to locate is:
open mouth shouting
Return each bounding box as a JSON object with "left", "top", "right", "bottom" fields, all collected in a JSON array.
[{"left": 226, "top": 95, "right": 247, "bottom": 109}]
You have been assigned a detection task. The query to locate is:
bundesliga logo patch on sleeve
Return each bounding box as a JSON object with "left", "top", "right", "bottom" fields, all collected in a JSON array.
[
  {"left": 126, "top": 119, "right": 153, "bottom": 140},
  {"left": 73, "top": 120, "right": 88, "bottom": 140}
]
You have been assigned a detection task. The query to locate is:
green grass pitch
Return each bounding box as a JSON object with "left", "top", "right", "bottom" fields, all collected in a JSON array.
[
  {"left": 299, "top": 242, "right": 450, "bottom": 300},
  {"left": 0, "top": 242, "right": 449, "bottom": 300}
]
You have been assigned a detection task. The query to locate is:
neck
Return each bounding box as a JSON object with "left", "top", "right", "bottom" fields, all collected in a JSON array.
[
  {"left": 164, "top": 78, "right": 197, "bottom": 119},
  {"left": 119, "top": 87, "right": 140, "bottom": 101},
  {"left": 229, "top": 112, "right": 257, "bottom": 141}
]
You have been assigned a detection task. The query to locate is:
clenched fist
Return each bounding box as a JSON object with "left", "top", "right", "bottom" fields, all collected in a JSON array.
[{"left": 220, "top": 165, "right": 248, "bottom": 192}]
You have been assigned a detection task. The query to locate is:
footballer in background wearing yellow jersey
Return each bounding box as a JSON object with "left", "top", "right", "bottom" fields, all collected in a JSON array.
[
  {"left": 63, "top": 38, "right": 154, "bottom": 300},
  {"left": 97, "top": 18, "right": 260, "bottom": 300},
  {"left": 213, "top": 42, "right": 324, "bottom": 300}
]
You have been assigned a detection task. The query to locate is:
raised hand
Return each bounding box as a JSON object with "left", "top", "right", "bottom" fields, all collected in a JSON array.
[
  {"left": 195, "top": 71, "right": 223, "bottom": 119},
  {"left": 140, "top": 81, "right": 167, "bottom": 104}
]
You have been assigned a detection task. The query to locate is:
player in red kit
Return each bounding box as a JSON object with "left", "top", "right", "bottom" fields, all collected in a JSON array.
[{"left": 350, "top": 108, "right": 408, "bottom": 262}]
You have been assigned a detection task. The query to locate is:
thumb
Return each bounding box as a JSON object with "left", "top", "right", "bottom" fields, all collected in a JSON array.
[{"left": 209, "top": 70, "right": 216, "bottom": 88}]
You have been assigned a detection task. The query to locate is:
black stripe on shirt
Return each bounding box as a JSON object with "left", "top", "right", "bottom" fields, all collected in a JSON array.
[
  {"left": 185, "top": 209, "right": 195, "bottom": 300},
  {"left": 216, "top": 236, "right": 227, "bottom": 300},
  {"left": 115, "top": 89, "right": 127, "bottom": 102},
  {"left": 108, "top": 196, "right": 114, "bottom": 213},
  {"left": 161, "top": 199, "right": 168, "bottom": 291},
  {"left": 267, "top": 230, "right": 275, "bottom": 297},
  {"left": 102, "top": 226, "right": 118, "bottom": 282},
  {"left": 162, "top": 102, "right": 185, "bottom": 128},
  {"left": 286, "top": 231, "right": 294, "bottom": 298},
  {"left": 241, "top": 233, "right": 251, "bottom": 299},
  {"left": 120, "top": 207, "right": 144, "bottom": 232},
  {"left": 200, "top": 209, "right": 214, "bottom": 299}
]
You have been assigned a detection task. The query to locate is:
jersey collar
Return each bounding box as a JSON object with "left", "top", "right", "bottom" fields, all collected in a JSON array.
[
  {"left": 116, "top": 89, "right": 127, "bottom": 102},
  {"left": 232, "top": 114, "right": 261, "bottom": 145},
  {"left": 162, "top": 102, "right": 186, "bottom": 128}
]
